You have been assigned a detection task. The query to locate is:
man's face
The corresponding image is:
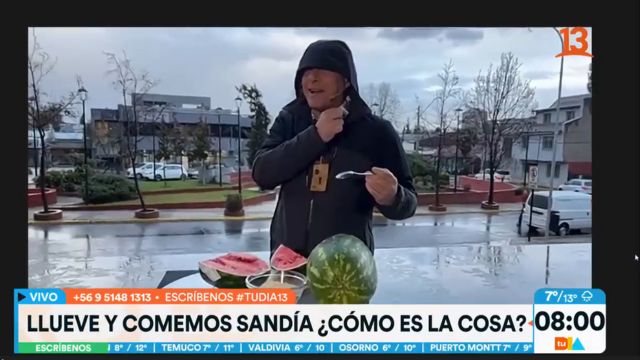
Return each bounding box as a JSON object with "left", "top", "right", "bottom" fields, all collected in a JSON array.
[{"left": 301, "top": 68, "right": 348, "bottom": 111}]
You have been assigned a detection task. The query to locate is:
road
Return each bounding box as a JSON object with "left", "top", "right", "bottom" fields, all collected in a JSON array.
[
  {"left": 28, "top": 213, "right": 592, "bottom": 302},
  {"left": 28, "top": 213, "right": 587, "bottom": 256}
]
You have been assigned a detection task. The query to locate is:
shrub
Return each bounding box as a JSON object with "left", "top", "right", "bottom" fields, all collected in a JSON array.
[
  {"left": 225, "top": 193, "right": 244, "bottom": 212},
  {"left": 34, "top": 166, "right": 94, "bottom": 194},
  {"left": 84, "top": 174, "right": 137, "bottom": 204},
  {"left": 64, "top": 170, "right": 83, "bottom": 186},
  {"left": 35, "top": 170, "right": 64, "bottom": 189},
  {"left": 63, "top": 182, "right": 79, "bottom": 193}
]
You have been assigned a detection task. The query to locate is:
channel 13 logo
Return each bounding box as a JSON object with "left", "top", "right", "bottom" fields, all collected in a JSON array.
[{"left": 555, "top": 336, "right": 585, "bottom": 351}]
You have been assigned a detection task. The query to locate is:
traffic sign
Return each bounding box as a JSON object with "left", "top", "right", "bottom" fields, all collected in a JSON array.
[{"left": 529, "top": 166, "right": 538, "bottom": 188}]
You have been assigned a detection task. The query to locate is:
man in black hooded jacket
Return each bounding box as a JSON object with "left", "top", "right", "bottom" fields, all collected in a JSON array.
[{"left": 252, "top": 40, "right": 417, "bottom": 258}]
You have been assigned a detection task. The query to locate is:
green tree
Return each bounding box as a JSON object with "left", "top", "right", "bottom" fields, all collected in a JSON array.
[
  {"left": 170, "top": 123, "right": 187, "bottom": 179},
  {"left": 236, "top": 84, "right": 271, "bottom": 168},
  {"left": 188, "top": 122, "right": 212, "bottom": 184},
  {"left": 407, "top": 153, "right": 429, "bottom": 177},
  {"left": 156, "top": 121, "right": 173, "bottom": 186}
]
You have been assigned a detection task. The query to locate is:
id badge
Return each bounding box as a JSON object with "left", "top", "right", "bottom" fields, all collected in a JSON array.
[{"left": 310, "top": 163, "right": 330, "bottom": 192}]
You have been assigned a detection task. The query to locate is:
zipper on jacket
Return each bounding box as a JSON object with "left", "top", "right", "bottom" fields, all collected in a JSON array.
[
  {"left": 307, "top": 198, "right": 315, "bottom": 232},
  {"left": 305, "top": 172, "right": 315, "bottom": 246}
]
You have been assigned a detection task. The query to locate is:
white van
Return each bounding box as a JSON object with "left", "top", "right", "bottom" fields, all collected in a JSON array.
[{"left": 521, "top": 191, "right": 591, "bottom": 236}]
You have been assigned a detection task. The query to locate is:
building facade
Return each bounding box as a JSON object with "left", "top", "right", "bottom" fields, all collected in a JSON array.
[
  {"left": 28, "top": 123, "right": 87, "bottom": 169},
  {"left": 510, "top": 94, "right": 592, "bottom": 187},
  {"left": 91, "top": 93, "right": 253, "bottom": 170}
]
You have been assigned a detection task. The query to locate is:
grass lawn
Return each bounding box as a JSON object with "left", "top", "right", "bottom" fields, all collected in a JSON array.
[
  {"left": 92, "top": 189, "right": 262, "bottom": 207},
  {"left": 137, "top": 179, "right": 233, "bottom": 192}
]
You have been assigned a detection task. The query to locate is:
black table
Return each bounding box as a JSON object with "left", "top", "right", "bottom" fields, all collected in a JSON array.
[{"left": 157, "top": 244, "right": 592, "bottom": 304}]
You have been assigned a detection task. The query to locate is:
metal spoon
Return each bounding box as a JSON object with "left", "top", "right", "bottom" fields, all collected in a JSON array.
[{"left": 335, "top": 171, "right": 373, "bottom": 180}]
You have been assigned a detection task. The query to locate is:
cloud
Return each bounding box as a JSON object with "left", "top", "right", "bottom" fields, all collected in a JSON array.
[
  {"left": 523, "top": 70, "right": 556, "bottom": 80},
  {"left": 377, "top": 27, "right": 484, "bottom": 45}
]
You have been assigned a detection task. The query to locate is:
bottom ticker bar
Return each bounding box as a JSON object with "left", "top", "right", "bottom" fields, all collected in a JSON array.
[
  {"left": 17, "top": 342, "right": 534, "bottom": 354},
  {"left": 18, "top": 343, "right": 109, "bottom": 354},
  {"left": 423, "top": 342, "right": 534, "bottom": 354}
]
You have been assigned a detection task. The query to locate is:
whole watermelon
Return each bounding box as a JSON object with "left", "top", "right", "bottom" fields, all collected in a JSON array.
[{"left": 306, "top": 234, "right": 377, "bottom": 304}]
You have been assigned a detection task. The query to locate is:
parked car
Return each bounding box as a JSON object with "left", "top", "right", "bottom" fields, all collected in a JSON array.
[
  {"left": 142, "top": 164, "right": 188, "bottom": 181},
  {"left": 187, "top": 168, "right": 199, "bottom": 179},
  {"left": 126, "top": 162, "right": 161, "bottom": 179},
  {"left": 558, "top": 179, "right": 592, "bottom": 194},
  {"left": 474, "top": 169, "right": 512, "bottom": 182},
  {"left": 520, "top": 190, "right": 591, "bottom": 236}
]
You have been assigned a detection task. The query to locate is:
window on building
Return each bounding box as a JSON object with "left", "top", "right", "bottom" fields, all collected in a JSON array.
[
  {"left": 520, "top": 135, "right": 528, "bottom": 148},
  {"left": 566, "top": 110, "right": 575, "bottom": 120},
  {"left": 543, "top": 113, "right": 551, "bottom": 124},
  {"left": 139, "top": 124, "right": 159, "bottom": 136},
  {"left": 221, "top": 125, "right": 232, "bottom": 138},
  {"left": 545, "top": 163, "right": 560, "bottom": 177},
  {"left": 502, "top": 137, "right": 513, "bottom": 158},
  {"left": 543, "top": 136, "right": 553, "bottom": 149}
]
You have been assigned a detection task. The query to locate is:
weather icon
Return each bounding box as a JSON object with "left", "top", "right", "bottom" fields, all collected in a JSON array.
[{"left": 581, "top": 291, "right": 593, "bottom": 302}]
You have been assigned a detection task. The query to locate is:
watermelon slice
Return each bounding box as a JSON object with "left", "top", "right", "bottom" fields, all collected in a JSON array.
[
  {"left": 271, "top": 245, "right": 308, "bottom": 271},
  {"left": 199, "top": 252, "right": 269, "bottom": 284}
]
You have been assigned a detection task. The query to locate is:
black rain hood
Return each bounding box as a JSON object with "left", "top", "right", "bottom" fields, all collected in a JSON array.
[{"left": 284, "top": 40, "right": 371, "bottom": 116}]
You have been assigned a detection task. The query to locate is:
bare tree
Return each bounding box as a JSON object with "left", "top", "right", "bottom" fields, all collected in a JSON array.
[
  {"left": 428, "top": 60, "right": 462, "bottom": 210},
  {"left": 144, "top": 103, "right": 171, "bottom": 178},
  {"left": 28, "top": 29, "right": 79, "bottom": 214},
  {"left": 468, "top": 52, "right": 535, "bottom": 207},
  {"left": 105, "top": 51, "right": 157, "bottom": 212},
  {"left": 365, "top": 82, "right": 401, "bottom": 125}
]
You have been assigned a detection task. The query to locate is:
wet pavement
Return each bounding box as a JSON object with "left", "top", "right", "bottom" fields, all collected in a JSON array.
[{"left": 28, "top": 213, "right": 591, "bottom": 303}]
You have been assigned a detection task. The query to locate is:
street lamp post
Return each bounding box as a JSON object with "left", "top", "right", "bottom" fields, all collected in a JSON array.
[
  {"left": 216, "top": 107, "right": 223, "bottom": 187},
  {"left": 78, "top": 87, "right": 89, "bottom": 202},
  {"left": 523, "top": 132, "right": 530, "bottom": 188},
  {"left": 234, "top": 96, "right": 243, "bottom": 194},
  {"left": 454, "top": 108, "right": 462, "bottom": 192},
  {"left": 151, "top": 105, "right": 159, "bottom": 178},
  {"left": 200, "top": 104, "right": 209, "bottom": 185},
  {"left": 545, "top": 27, "right": 565, "bottom": 239}
]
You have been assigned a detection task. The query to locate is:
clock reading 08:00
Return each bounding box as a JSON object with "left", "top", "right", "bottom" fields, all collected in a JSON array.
[{"left": 534, "top": 311, "right": 605, "bottom": 332}]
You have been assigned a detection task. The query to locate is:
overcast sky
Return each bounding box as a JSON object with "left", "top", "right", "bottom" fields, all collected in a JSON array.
[{"left": 29, "top": 27, "right": 592, "bottom": 128}]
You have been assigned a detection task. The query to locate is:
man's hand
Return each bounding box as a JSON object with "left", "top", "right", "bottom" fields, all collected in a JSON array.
[
  {"left": 315, "top": 107, "right": 346, "bottom": 143},
  {"left": 365, "top": 167, "right": 398, "bottom": 206}
]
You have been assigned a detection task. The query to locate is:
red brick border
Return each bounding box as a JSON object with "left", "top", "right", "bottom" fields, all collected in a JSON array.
[
  {"left": 416, "top": 188, "right": 522, "bottom": 206},
  {"left": 28, "top": 188, "right": 58, "bottom": 208},
  {"left": 141, "top": 186, "right": 235, "bottom": 195}
]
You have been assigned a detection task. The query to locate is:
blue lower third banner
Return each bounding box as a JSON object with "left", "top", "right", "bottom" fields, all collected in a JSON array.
[{"left": 105, "top": 342, "right": 533, "bottom": 354}]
